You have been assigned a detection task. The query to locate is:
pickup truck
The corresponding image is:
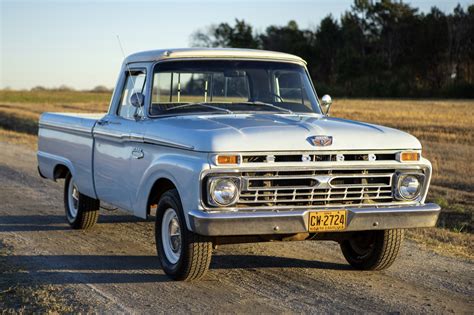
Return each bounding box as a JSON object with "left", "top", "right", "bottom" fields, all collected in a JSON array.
[{"left": 38, "top": 48, "right": 440, "bottom": 281}]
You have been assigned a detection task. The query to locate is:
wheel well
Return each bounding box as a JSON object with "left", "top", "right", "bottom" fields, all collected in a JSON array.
[
  {"left": 147, "top": 178, "right": 177, "bottom": 216},
  {"left": 53, "top": 164, "right": 70, "bottom": 180}
]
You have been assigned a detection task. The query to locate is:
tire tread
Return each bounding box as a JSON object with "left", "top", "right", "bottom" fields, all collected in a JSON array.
[
  {"left": 75, "top": 194, "right": 100, "bottom": 229},
  {"left": 373, "top": 229, "right": 404, "bottom": 270}
]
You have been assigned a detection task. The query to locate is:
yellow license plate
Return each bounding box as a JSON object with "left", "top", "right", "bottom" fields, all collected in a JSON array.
[{"left": 308, "top": 210, "right": 347, "bottom": 232}]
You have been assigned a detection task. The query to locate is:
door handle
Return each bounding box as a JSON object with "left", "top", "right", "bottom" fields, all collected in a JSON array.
[
  {"left": 131, "top": 148, "right": 144, "bottom": 159},
  {"left": 97, "top": 119, "right": 109, "bottom": 126},
  {"left": 97, "top": 119, "right": 121, "bottom": 126}
]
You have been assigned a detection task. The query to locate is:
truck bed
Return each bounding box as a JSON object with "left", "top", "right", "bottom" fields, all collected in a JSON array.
[
  {"left": 37, "top": 112, "right": 106, "bottom": 199},
  {"left": 39, "top": 112, "right": 104, "bottom": 131}
]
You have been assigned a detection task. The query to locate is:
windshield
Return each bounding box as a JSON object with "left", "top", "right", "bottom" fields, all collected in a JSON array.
[{"left": 150, "top": 60, "right": 321, "bottom": 116}]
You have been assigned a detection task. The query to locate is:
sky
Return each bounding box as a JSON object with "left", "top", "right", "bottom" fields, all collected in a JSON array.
[{"left": 1, "top": 0, "right": 471, "bottom": 90}]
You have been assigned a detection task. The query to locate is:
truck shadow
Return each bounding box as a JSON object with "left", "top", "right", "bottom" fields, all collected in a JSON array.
[
  {"left": 0, "top": 215, "right": 70, "bottom": 232},
  {"left": 212, "top": 254, "right": 352, "bottom": 271},
  {"left": 4, "top": 253, "right": 350, "bottom": 285},
  {"left": 5, "top": 254, "right": 168, "bottom": 284},
  {"left": 0, "top": 214, "right": 147, "bottom": 232}
]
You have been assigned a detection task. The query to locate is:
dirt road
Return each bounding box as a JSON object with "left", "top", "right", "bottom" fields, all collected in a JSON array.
[{"left": 0, "top": 142, "right": 472, "bottom": 313}]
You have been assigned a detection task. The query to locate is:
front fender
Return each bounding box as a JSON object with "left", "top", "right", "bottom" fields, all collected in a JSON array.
[{"left": 132, "top": 151, "right": 210, "bottom": 230}]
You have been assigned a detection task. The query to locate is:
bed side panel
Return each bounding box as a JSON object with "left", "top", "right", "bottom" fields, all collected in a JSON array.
[{"left": 37, "top": 112, "right": 104, "bottom": 199}]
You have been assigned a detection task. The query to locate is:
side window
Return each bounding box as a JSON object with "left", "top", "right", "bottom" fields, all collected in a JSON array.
[{"left": 118, "top": 70, "right": 146, "bottom": 119}]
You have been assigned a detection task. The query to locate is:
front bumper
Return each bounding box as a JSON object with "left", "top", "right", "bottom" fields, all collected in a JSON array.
[{"left": 188, "top": 203, "right": 441, "bottom": 236}]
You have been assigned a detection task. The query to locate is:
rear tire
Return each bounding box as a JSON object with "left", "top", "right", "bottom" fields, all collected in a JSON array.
[
  {"left": 155, "top": 189, "right": 213, "bottom": 281},
  {"left": 64, "top": 173, "right": 100, "bottom": 229},
  {"left": 340, "top": 229, "right": 404, "bottom": 270}
]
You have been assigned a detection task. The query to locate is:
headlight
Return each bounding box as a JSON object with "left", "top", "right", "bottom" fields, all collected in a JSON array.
[
  {"left": 208, "top": 177, "right": 240, "bottom": 206},
  {"left": 397, "top": 174, "right": 423, "bottom": 200}
]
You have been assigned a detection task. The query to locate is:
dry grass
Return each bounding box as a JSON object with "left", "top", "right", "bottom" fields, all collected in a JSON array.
[
  {"left": 0, "top": 90, "right": 110, "bottom": 148},
  {"left": 333, "top": 99, "right": 473, "bottom": 145},
  {"left": 0, "top": 91, "right": 472, "bottom": 257},
  {"left": 406, "top": 228, "right": 473, "bottom": 259},
  {"left": 0, "top": 90, "right": 110, "bottom": 117},
  {"left": 0, "top": 90, "right": 111, "bottom": 107},
  {"left": 0, "top": 128, "right": 37, "bottom": 149}
]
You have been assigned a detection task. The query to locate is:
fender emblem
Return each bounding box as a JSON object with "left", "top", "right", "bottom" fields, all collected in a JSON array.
[{"left": 307, "top": 135, "right": 333, "bottom": 147}]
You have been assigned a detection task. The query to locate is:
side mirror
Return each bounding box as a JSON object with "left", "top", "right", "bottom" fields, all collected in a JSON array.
[
  {"left": 130, "top": 92, "right": 144, "bottom": 108},
  {"left": 320, "top": 94, "right": 332, "bottom": 115}
]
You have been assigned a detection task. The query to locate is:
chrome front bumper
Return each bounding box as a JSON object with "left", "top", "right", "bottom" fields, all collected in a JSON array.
[{"left": 188, "top": 203, "right": 441, "bottom": 236}]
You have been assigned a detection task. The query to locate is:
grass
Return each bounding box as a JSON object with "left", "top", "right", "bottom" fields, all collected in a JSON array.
[
  {"left": 0, "top": 90, "right": 111, "bottom": 105},
  {"left": 406, "top": 228, "right": 473, "bottom": 259},
  {"left": 0, "top": 90, "right": 472, "bottom": 257},
  {"left": 0, "top": 90, "right": 110, "bottom": 149}
]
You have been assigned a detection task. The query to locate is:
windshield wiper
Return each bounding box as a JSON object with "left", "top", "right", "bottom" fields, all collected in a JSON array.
[
  {"left": 237, "top": 101, "right": 295, "bottom": 115},
  {"left": 165, "top": 102, "right": 234, "bottom": 114}
]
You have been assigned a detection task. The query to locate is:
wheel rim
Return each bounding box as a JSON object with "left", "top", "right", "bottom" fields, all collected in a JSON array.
[
  {"left": 349, "top": 231, "right": 376, "bottom": 258},
  {"left": 68, "top": 178, "right": 79, "bottom": 219},
  {"left": 161, "top": 208, "right": 182, "bottom": 264}
]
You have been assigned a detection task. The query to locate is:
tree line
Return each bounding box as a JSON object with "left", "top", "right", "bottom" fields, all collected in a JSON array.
[{"left": 191, "top": 0, "right": 474, "bottom": 98}]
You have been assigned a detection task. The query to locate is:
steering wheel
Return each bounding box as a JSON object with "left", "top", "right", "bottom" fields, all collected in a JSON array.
[
  {"left": 247, "top": 93, "right": 284, "bottom": 103},
  {"left": 270, "top": 93, "right": 284, "bottom": 102}
]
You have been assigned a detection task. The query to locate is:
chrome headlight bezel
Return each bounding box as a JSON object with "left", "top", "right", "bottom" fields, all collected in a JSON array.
[
  {"left": 207, "top": 176, "right": 241, "bottom": 207},
  {"left": 394, "top": 172, "right": 425, "bottom": 201}
]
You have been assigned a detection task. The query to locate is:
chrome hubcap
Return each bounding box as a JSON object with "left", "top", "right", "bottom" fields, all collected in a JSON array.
[
  {"left": 161, "top": 208, "right": 182, "bottom": 264},
  {"left": 68, "top": 178, "right": 79, "bottom": 218}
]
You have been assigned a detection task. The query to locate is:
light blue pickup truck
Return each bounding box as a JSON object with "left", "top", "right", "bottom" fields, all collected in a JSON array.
[{"left": 38, "top": 48, "right": 440, "bottom": 281}]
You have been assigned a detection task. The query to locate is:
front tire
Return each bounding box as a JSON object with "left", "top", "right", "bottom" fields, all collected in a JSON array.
[
  {"left": 64, "top": 173, "right": 100, "bottom": 229},
  {"left": 340, "top": 229, "right": 404, "bottom": 270},
  {"left": 155, "top": 189, "right": 213, "bottom": 281}
]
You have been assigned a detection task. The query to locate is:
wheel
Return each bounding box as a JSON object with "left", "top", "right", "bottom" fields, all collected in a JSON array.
[
  {"left": 340, "top": 229, "right": 404, "bottom": 270},
  {"left": 64, "top": 173, "right": 100, "bottom": 229},
  {"left": 155, "top": 189, "right": 213, "bottom": 281}
]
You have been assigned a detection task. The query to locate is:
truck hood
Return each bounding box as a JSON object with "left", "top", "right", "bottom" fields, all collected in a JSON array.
[{"left": 144, "top": 113, "right": 421, "bottom": 152}]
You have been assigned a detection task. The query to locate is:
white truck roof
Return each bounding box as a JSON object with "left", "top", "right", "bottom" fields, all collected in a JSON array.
[{"left": 124, "top": 48, "right": 306, "bottom": 65}]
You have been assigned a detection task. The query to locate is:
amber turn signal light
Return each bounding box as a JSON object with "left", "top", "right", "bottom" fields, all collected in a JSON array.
[
  {"left": 400, "top": 151, "right": 420, "bottom": 162},
  {"left": 217, "top": 155, "right": 239, "bottom": 164}
]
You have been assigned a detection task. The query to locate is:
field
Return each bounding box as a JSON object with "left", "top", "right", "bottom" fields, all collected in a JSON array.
[{"left": 0, "top": 90, "right": 472, "bottom": 253}]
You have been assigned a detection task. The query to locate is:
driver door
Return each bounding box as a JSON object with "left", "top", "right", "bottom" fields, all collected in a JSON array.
[{"left": 93, "top": 69, "right": 146, "bottom": 211}]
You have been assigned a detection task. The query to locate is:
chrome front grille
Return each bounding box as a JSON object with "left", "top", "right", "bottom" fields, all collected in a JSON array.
[{"left": 237, "top": 169, "right": 395, "bottom": 208}]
